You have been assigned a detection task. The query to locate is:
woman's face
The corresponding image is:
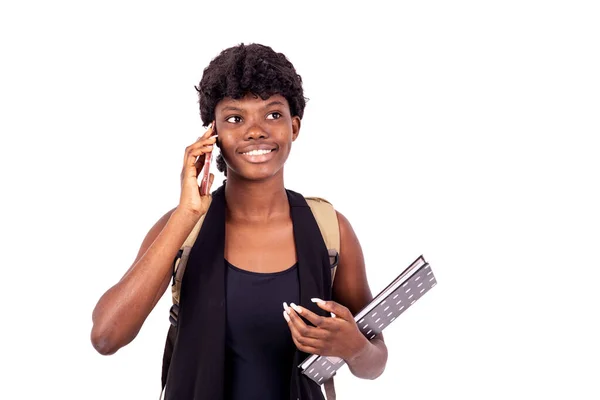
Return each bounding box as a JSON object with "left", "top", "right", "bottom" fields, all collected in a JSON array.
[{"left": 214, "top": 93, "right": 300, "bottom": 182}]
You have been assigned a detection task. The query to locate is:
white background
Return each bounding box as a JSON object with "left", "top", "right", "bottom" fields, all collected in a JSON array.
[{"left": 1, "top": 1, "right": 599, "bottom": 399}]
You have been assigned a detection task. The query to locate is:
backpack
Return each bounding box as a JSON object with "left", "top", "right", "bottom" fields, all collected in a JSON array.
[{"left": 160, "top": 197, "right": 340, "bottom": 400}]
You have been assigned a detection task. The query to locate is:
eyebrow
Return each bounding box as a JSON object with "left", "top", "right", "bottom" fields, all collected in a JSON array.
[
  {"left": 221, "top": 105, "right": 243, "bottom": 112},
  {"left": 220, "top": 100, "right": 286, "bottom": 113},
  {"left": 264, "top": 100, "right": 285, "bottom": 108}
]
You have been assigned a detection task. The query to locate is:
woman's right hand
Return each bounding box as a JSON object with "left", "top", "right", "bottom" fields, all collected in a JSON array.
[{"left": 178, "top": 123, "right": 218, "bottom": 217}]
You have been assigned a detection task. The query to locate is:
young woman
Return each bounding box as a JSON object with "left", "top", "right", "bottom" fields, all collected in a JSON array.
[{"left": 91, "top": 43, "right": 388, "bottom": 400}]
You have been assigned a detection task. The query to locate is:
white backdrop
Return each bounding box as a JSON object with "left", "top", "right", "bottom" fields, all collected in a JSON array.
[{"left": 1, "top": 1, "right": 599, "bottom": 399}]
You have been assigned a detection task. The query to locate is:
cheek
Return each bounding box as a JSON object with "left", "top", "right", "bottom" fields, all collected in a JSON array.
[
  {"left": 216, "top": 137, "right": 237, "bottom": 165},
  {"left": 216, "top": 135, "right": 231, "bottom": 152}
]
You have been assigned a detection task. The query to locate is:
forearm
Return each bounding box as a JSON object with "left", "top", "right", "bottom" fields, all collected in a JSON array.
[
  {"left": 346, "top": 336, "right": 388, "bottom": 380},
  {"left": 91, "top": 208, "right": 199, "bottom": 354}
]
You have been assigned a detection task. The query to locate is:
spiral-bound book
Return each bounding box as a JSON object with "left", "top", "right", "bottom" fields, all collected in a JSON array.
[{"left": 299, "top": 255, "right": 437, "bottom": 385}]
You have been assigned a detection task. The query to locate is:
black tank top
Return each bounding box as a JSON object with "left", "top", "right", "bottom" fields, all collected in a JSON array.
[{"left": 224, "top": 260, "right": 300, "bottom": 400}]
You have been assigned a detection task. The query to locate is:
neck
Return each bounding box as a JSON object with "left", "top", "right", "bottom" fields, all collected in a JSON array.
[{"left": 224, "top": 172, "right": 289, "bottom": 223}]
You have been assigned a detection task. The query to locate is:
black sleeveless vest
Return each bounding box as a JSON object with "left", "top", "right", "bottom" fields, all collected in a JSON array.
[{"left": 164, "top": 183, "right": 332, "bottom": 400}]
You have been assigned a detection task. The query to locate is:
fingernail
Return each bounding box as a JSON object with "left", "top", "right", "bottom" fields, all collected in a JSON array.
[
  {"left": 290, "top": 303, "right": 302, "bottom": 314},
  {"left": 311, "top": 298, "right": 325, "bottom": 304},
  {"left": 283, "top": 310, "right": 290, "bottom": 322},
  {"left": 283, "top": 302, "right": 291, "bottom": 315}
]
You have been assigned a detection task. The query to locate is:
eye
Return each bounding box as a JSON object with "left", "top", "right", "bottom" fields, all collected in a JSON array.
[
  {"left": 266, "top": 112, "right": 282, "bottom": 120},
  {"left": 226, "top": 115, "right": 242, "bottom": 123}
]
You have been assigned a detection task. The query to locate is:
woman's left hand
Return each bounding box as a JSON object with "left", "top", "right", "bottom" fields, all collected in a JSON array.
[{"left": 283, "top": 299, "right": 369, "bottom": 361}]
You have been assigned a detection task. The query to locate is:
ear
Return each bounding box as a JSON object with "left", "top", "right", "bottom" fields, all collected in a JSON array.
[{"left": 291, "top": 116, "right": 301, "bottom": 142}]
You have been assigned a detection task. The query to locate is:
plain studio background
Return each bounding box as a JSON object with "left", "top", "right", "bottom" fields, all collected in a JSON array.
[{"left": 1, "top": 1, "right": 598, "bottom": 398}]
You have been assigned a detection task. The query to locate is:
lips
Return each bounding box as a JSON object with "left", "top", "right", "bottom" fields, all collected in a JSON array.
[
  {"left": 237, "top": 143, "right": 278, "bottom": 163},
  {"left": 242, "top": 148, "right": 274, "bottom": 156},
  {"left": 238, "top": 143, "right": 277, "bottom": 155}
]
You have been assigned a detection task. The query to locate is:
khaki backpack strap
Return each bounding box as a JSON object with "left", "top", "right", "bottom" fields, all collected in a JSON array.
[
  {"left": 306, "top": 197, "right": 340, "bottom": 281},
  {"left": 306, "top": 197, "right": 340, "bottom": 400},
  {"left": 324, "top": 379, "right": 337, "bottom": 400},
  {"left": 170, "top": 211, "right": 207, "bottom": 323}
]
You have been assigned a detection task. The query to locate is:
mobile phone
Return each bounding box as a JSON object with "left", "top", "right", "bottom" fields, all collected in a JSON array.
[
  {"left": 199, "top": 124, "right": 216, "bottom": 196},
  {"left": 199, "top": 152, "right": 212, "bottom": 196}
]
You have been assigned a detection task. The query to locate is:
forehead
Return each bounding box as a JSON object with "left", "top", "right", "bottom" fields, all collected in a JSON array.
[{"left": 215, "top": 93, "right": 289, "bottom": 113}]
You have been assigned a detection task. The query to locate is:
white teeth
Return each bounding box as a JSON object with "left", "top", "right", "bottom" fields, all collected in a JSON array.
[{"left": 243, "top": 149, "right": 272, "bottom": 156}]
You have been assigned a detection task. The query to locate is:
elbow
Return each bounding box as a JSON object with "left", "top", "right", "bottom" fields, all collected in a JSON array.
[
  {"left": 90, "top": 325, "right": 120, "bottom": 356},
  {"left": 370, "top": 363, "right": 387, "bottom": 380},
  {"left": 348, "top": 344, "right": 388, "bottom": 380},
  {"left": 372, "top": 345, "right": 389, "bottom": 379},
  {"left": 362, "top": 356, "right": 387, "bottom": 380},
  {"left": 91, "top": 306, "right": 141, "bottom": 355},
  {"left": 366, "top": 342, "right": 388, "bottom": 380}
]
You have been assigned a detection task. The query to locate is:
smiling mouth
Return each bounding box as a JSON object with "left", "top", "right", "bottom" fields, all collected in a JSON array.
[
  {"left": 239, "top": 148, "right": 277, "bottom": 163},
  {"left": 241, "top": 149, "right": 274, "bottom": 156}
]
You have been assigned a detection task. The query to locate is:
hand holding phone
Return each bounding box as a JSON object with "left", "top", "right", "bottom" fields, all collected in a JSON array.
[
  {"left": 179, "top": 123, "right": 217, "bottom": 216},
  {"left": 199, "top": 122, "right": 217, "bottom": 196}
]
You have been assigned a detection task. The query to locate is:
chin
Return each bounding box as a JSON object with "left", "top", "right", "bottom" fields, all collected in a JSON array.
[
  {"left": 244, "top": 167, "right": 283, "bottom": 182},
  {"left": 227, "top": 163, "right": 284, "bottom": 182}
]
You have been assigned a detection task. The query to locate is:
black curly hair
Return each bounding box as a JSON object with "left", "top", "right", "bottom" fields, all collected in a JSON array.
[{"left": 195, "top": 43, "right": 306, "bottom": 174}]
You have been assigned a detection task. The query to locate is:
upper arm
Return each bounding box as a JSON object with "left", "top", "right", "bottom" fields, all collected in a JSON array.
[
  {"left": 332, "top": 210, "right": 385, "bottom": 342},
  {"left": 119, "top": 206, "right": 178, "bottom": 310},
  {"left": 332, "top": 210, "right": 373, "bottom": 315},
  {"left": 121, "top": 206, "right": 178, "bottom": 280}
]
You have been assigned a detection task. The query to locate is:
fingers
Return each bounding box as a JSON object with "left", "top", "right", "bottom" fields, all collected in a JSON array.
[
  {"left": 288, "top": 302, "right": 330, "bottom": 329},
  {"left": 187, "top": 138, "right": 217, "bottom": 169},
  {"left": 283, "top": 307, "right": 324, "bottom": 354},
  {"left": 183, "top": 123, "right": 217, "bottom": 167},
  {"left": 288, "top": 331, "right": 320, "bottom": 354},
  {"left": 311, "top": 298, "right": 352, "bottom": 321},
  {"left": 284, "top": 303, "right": 328, "bottom": 340},
  {"left": 199, "top": 121, "right": 216, "bottom": 140},
  {"left": 184, "top": 145, "right": 216, "bottom": 185},
  {"left": 286, "top": 320, "right": 321, "bottom": 353}
]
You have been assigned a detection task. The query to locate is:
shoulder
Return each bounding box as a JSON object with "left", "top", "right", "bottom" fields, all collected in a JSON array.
[
  {"left": 303, "top": 196, "right": 357, "bottom": 245},
  {"left": 335, "top": 210, "right": 360, "bottom": 251},
  {"left": 306, "top": 196, "right": 360, "bottom": 256},
  {"left": 330, "top": 208, "right": 372, "bottom": 315}
]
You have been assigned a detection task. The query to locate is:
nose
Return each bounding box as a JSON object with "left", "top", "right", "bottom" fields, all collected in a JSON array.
[{"left": 244, "top": 123, "right": 268, "bottom": 141}]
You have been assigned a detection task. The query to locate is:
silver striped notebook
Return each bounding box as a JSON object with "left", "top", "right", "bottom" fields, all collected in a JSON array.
[{"left": 300, "top": 255, "right": 437, "bottom": 385}]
